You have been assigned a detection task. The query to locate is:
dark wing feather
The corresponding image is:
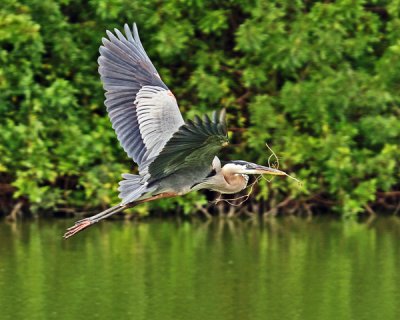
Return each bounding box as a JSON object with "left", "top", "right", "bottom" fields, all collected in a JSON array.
[{"left": 147, "top": 110, "right": 228, "bottom": 181}]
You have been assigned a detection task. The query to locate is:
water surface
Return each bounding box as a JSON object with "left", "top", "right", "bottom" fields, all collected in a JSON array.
[{"left": 0, "top": 217, "right": 399, "bottom": 320}]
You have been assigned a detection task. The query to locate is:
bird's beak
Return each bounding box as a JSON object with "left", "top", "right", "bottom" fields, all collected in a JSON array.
[{"left": 245, "top": 164, "right": 287, "bottom": 176}]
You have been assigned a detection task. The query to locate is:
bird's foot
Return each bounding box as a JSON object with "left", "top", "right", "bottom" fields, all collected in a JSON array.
[{"left": 63, "top": 218, "right": 93, "bottom": 239}]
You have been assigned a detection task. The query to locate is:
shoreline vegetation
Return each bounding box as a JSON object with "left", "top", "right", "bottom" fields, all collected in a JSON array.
[
  {"left": 2, "top": 189, "right": 399, "bottom": 221},
  {"left": 1, "top": 1, "right": 399, "bottom": 219},
  {"left": 2, "top": 207, "right": 399, "bottom": 222}
]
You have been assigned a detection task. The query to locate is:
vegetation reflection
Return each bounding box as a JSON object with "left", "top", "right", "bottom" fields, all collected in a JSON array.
[{"left": 0, "top": 218, "right": 399, "bottom": 320}]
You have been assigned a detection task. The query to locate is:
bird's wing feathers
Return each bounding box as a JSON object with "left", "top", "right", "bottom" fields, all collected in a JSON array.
[
  {"left": 135, "top": 86, "right": 184, "bottom": 162},
  {"left": 146, "top": 110, "right": 228, "bottom": 181},
  {"left": 98, "top": 24, "right": 184, "bottom": 168}
]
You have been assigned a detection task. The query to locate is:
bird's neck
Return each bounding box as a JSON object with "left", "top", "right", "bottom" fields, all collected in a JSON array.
[
  {"left": 218, "top": 164, "right": 249, "bottom": 193},
  {"left": 224, "top": 172, "right": 248, "bottom": 189},
  {"left": 192, "top": 170, "right": 248, "bottom": 194}
]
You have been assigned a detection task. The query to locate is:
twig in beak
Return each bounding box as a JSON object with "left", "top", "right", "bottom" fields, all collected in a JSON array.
[
  {"left": 284, "top": 172, "right": 302, "bottom": 185},
  {"left": 266, "top": 143, "right": 280, "bottom": 169},
  {"left": 265, "top": 142, "right": 302, "bottom": 186}
]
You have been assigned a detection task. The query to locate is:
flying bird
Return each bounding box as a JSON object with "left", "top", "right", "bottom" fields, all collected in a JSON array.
[{"left": 63, "top": 23, "right": 287, "bottom": 238}]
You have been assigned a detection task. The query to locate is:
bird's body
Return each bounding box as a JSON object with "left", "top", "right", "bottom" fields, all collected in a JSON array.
[{"left": 63, "top": 23, "right": 287, "bottom": 239}]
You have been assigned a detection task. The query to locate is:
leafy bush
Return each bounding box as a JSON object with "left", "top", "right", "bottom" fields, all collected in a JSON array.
[{"left": 1, "top": 0, "right": 399, "bottom": 217}]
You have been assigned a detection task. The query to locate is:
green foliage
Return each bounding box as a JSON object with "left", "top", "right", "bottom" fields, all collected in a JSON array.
[{"left": 1, "top": 0, "right": 399, "bottom": 216}]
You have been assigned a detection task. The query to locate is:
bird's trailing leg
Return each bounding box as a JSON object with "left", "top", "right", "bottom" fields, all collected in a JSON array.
[
  {"left": 63, "top": 192, "right": 177, "bottom": 239},
  {"left": 63, "top": 204, "right": 128, "bottom": 239}
]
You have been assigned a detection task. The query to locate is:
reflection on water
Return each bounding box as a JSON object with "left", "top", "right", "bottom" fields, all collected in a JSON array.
[{"left": 0, "top": 217, "right": 399, "bottom": 320}]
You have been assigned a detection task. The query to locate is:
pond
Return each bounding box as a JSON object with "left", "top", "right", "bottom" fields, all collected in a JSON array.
[{"left": 0, "top": 217, "right": 399, "bottom": 320}]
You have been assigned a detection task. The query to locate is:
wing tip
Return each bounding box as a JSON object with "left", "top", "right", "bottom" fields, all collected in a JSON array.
[
  {"left": 219, "top": 108, "right": 226, "bottom": 124},
  {"left": 106, "top": 29, "right": 113, "bottom": 39},
  {"left": 133, "top": 23, "right": 140, "bottom": 42},
  {"left": 103, "top": 23, "right": 140, "bottom": 44}
]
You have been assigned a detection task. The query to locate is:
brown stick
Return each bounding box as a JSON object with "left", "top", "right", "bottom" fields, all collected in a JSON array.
[
  {"left": 364, "top": 204, "right": 377, "bottom": 216},
  {"left": 196, "top": 205, "right": 212, "bottom": 219},
  {"left": 264, "top": 196, "right": 292, "bottom": 216},
  {"left": 6, "top": 201, "right": 23, "bottom": 222},
  {"left": 393, "top": 202, "right": 400, "bottom": 216},
  {"left": 377, "top": 191, "right": 400, "bottom": 197}
]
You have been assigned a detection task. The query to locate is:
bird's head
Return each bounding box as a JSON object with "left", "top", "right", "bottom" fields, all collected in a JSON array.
[{"left": 222, "top": 160, "right": 287, "bottom": 176}]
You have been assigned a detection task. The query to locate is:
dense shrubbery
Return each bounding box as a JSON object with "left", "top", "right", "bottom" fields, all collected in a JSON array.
[{"left": 1, "top": 0, "right": 399, "bottom": 217}]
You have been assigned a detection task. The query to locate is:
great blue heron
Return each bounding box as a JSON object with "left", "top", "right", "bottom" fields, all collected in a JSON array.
[{"left": 63, "top": 23, "right": 288, "bottom": 239}]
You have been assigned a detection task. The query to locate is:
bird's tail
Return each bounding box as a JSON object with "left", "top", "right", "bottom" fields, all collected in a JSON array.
[
  {"left": 118, "top": 173, "right": 151, "bottom": 205},
  {"left": 63, "top": 203, "right": 131, "bottom": 239}
]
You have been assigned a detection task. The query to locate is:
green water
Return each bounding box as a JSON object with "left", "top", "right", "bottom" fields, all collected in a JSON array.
[{"left": 0, "top": 217, "right": 399, "bottom": 320}]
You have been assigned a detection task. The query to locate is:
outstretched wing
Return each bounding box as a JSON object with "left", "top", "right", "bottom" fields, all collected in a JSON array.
[
  {"left": 98, "top": 23, "right": 184, "bottom": 169},
  {"left": 146, "top": 110, "right": 228, "bottom": 182}
]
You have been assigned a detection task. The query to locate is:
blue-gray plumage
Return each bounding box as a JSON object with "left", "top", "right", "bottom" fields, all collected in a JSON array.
[{"left": 63, "top": 23, "right": 287, "bottom": 239}]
